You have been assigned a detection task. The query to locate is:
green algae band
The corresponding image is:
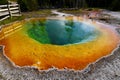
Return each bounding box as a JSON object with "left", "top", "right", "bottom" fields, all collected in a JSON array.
[
  {"left": 27, "top": 22, "right": 50, "bottom": 44},
  {"left": 27, "top": 19, "right": 99, "bottom": 45}
]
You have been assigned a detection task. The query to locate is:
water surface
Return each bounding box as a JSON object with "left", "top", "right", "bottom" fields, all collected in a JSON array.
[{"left": 0, "top": 17, "right": 119, "bottom": 70}]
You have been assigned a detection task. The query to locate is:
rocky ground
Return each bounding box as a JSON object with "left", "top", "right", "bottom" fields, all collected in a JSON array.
[
  {"left": 0, "top": 9, "right": 120, "bottom": 80},
  {"left": 96, "top": 10, "right": 120, "bottom": 27}
]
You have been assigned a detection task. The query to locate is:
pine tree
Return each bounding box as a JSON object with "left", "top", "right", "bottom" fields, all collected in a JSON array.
[
  {"left": 0, "top": 0, "right": 8, "bottom": 5},
  {"left": 17, "top": 0, "right": 39, "bottom": 11},
  {"left": 110, "top": 0, "right": 120, "bottom": 11}
]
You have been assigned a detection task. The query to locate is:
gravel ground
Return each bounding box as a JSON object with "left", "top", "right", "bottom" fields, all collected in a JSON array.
[{"left": 96, "top": 11, "right": 120, "bottom": 27}]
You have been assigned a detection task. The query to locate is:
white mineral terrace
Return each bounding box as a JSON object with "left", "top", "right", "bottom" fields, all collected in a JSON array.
[
  {"left": 52, "top": 10, "right": 73, "bottom": 17},
  {"left": 103, "top": 10, "right": 120, "bottom": 19}
]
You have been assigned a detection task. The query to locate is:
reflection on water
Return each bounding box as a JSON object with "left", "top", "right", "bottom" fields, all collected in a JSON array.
[{"left": 27, "top": 18, "right": 99, "bottom": 45}]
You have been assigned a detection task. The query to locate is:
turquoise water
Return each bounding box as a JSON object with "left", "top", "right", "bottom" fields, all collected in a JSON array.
[{"left": 27, "top": 19, "right": 99, "bottom": 45}]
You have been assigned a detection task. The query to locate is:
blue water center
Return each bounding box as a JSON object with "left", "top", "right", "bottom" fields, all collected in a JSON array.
[{"left": 27, "top": 19, "right": 99, "bottom": 45}]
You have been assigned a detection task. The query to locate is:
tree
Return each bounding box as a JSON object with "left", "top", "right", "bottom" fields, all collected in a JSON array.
[
  {"left": 110, "top": 0, "right": 120, "bottom": 11},
  {"left": 17, "top": 0, "right": 39, "bottom": 11},
  {"left": 17, "top": 0, "right": 28, "bottom": 11},
  {"left": 37, "top": 0, "right": 87, "bottom": 9},
  {"left": 0, "top": 0, "right": 8, "bottom": 5}
]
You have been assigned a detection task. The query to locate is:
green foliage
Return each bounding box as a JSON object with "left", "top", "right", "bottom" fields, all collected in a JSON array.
[
  {"left": 0, "top": 16, "right": 25, "bottom": 26},
  {"left": 37, "top": 0, "right": 88, "bottom": 9},
  {"left": 8, "top": 0, "right": 120, "bottom": 11},
  {"left": 0, "top": 0, "right": 8, "bottom": 5},
  {"left": 9, "top": 0, "right": 17, "bottom": 1},
  {"left": 110, "top": 0, "right": 120, "bottom": 11},
  {"left": 17, "top": 0, "right": 39, "bottom": 11},
  {"left": 17, "top": 0, "right": 28, "bottom": 11}
]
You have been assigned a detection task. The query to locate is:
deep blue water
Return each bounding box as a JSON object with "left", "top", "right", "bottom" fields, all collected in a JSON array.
[
  {"left": 45, "top": 19, "right": 99, "bottom": 45},
  {"left": 27, "top": 19, "right": 99, "bottom": 45}
]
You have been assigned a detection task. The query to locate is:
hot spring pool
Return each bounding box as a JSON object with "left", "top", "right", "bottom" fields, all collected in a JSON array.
[
  {"left": 0, "top": 17, "right": 119, "bottom": 70},
  {"left": 27, "top": 18, "right": 99, "bottom": 45}
]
